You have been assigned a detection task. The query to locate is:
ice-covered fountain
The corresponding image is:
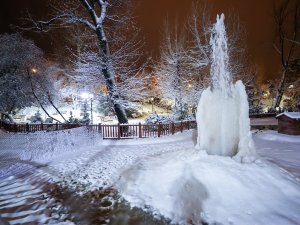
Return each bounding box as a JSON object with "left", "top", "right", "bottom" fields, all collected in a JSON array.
[
  {"left": 116, "top": 14, "right": 300, "bottom": 225},
  {"left": 196, "top": 14, "right": 256, "bottom": 162}
]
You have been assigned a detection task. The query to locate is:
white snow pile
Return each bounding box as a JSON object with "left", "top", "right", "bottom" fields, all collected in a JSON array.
[
  {"left": 117, "top": 147, "right": 300, "bottom": 225},
  {"left": 276, "top": 112, "right": 300, "bottom": 120},
  {"left": 0, "top": 127, "right": 101, "bottom": 179},
  {"left": 1, "top": 127, "right": 300, "bottom": 225},
  {"left": 47, "top": 132, "right": 196, "bottom": 192}
]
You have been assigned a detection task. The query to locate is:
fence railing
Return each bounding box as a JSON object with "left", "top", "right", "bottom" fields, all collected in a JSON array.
[
  {"left": 0, "top": 121, "right": 82, "bottom": 133},
  {"left": 101, "top": 121, "right": 197, "bottom": 139},
  {"left": 0, "top": 120, "right": 197, "bottom": 139},
  {"left": 249, "top": 113, "right": 277, "bottom": 118},
  {"left": 0, "top": 118, "right": 280, "bottom": 139}
]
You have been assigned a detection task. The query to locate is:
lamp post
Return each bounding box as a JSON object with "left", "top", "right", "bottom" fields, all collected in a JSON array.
[
  {"left": 90, "top": 94, "right": 94, "bottom": 124},
  {"left": 150, "top": 97, "right": 154, "bottom": 113}
]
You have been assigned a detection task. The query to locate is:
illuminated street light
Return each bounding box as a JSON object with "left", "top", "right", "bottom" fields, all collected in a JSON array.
[
  {"left": 31, "top": 68, "right": 38, "bottom": 74},
  {"left": 81, "top": 92, "right": 89, "bottom": 99},
  {"left": 150, "top": 97, "right": 154, "bottom": 113}
]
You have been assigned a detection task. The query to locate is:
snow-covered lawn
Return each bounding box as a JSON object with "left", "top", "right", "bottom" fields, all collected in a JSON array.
[{"left": 0, "top": 128, "right": 299, "bottom": 224}]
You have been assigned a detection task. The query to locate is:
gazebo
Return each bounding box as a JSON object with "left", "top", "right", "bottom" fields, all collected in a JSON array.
[{"left": 276, "top": 112, "right": 300, "bottom": 135}]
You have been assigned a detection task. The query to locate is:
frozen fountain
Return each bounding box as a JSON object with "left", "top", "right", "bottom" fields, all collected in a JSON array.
[{"left": 196, "top": 14, "right": 256, "bottom": 162}]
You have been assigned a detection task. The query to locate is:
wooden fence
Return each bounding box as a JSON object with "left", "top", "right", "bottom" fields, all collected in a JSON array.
[
  {"left": 0, "top": 120, "right": 197, "bottom": 139},
  {"left": 0, "top": 121, "right": 82, "bottom": 133},
  {"left": 249, "top": 113, "right": 277, "bottom": 118},
  {"left": 101, "top": 121, "right": 197, "bottom": 139}
]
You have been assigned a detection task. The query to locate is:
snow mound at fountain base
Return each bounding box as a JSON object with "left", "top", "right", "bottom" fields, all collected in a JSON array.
[{"left": 117, "top": 149, "right": 300, "bottom": 225}]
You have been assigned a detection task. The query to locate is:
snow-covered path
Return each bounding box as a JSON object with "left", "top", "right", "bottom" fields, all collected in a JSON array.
[
  {"left": 0, "top": 169, "right": 71, "bottom": 224},
  {"left": 0, "top": 128, "right": 300, "bottom": 224},
  {"left": 254, "top": 130, "right": 300, "bottom": 180},
  {"left": 47, "top": 131, "right": 196, "bottom": 192}
]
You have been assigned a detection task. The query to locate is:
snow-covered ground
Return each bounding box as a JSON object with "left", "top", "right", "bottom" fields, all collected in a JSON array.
[
  {"left": 12, "top": 103, "right": 170, "bottom": 125},
  {"left": 0, "top": 128, "right": 299, "bottom": 224},
  {"left": 254, "top": 130, "right": 300, "bottom": 179}
]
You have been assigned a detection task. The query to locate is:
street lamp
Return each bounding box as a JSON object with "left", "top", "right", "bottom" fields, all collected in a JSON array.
[
  {"left": 90, "top": 94, "right": 94, "bottom": 124},
  {"left": 150, "top": 97, "right": 154, "bottom": 113},
  {"left": 31, "top": 68, "right": 38, "bottom": 74},
  {"left": 81, "top": 92, "right": 94, "bottom": 124}
]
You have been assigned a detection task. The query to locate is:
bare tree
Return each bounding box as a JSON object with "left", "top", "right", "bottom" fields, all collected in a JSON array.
[
  {"left": 23, "top": 0, "right": 137, "bottom": 123},
  {"left": 188, "top": 2, "right": 211, "bottom": 75},
  {"left": 72, "top": 32, "right": 151, "bottom": 115},
  {"left": 68, "top": 15, "right": 151, "bottom": 116},
  {"left": 155, "top": 22, "right": 201, "bottom": 119},
  {"left": 272, "top": 0, "right": 300, "bottom": 108}
]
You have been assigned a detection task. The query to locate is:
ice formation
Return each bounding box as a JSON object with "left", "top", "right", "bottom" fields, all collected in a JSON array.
[{"left": 196, "top": 14, "right": 256, "bottom": 162}]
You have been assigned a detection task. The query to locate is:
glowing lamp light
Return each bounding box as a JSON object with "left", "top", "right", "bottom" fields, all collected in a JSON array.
[
  {"left": 289, "top": 84, "right": 294, "bottom": 89},
  {"left": 81, "top": 92, "right": 94, "bottom": 99},
  {"left": 31, "top": 68, "right": 38, "bottom": 73},
  {"left": 81, "top": 92, "right": 89, "bottom": 99}
]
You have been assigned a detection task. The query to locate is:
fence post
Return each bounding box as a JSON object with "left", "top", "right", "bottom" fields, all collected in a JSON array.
[
  {"left": 187, "top": 121, "right": 190, "bottom": 130},
  {"left": 158, "top": 123, "right": 162, "bottom": 137},
  {"left": 171, "top": 122, "right": 175, "bottom": 135},
  {"left": 25, "top": 123, "right": 29, "bottom": 132},
  {"left": 41, "top": 122, "right": 44, "bottom": 131},
  {"left": 180, "top": 121, "right": 183, "bottom": 133},
  {"left": 117, "top": 123, "right": 121, "bottom": 139},
  {"left": 14, "top": 123, "right": 18, "bottom": 133},
  {"left": 55, "top": 122, "right": 58, "bottom": 131},
  {"left": 139, "top": 122, "right": 142, "bottom": 138},
  {"left": 98, "top": 123, "right": 102, "bottom": 133}
]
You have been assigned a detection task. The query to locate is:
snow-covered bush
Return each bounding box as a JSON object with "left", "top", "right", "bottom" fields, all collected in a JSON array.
[
  {"left": 145, "top": 113, "right": 172, "bottom": 124},
  {"left": 249, "top": 105, "right": 263, "bottom": 114},
  {"left": 29, "top": 111, "right": 43, "bottom": 123}
]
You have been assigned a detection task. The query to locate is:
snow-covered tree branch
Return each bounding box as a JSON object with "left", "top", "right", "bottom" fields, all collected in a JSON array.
[
  {"left": 22, "top": 0, "right": 137, "bottom": 123},
  {"left": 0, "top": 33, "right": 67, "bottom": 122},
  {"left": 272, "top": 0, "right": 300, "bottom": 108}
]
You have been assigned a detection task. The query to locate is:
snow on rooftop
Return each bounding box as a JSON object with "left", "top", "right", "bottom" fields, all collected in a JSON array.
[{"left": 276, "top": 112, "right": 300, "bottom": 119}]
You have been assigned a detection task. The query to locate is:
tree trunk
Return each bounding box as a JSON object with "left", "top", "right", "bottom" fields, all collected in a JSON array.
[
  {"left": 273, "top": 69, "right": 287, "bottom": 108},
  {"left": 27, "top": 70, "right": 62, "bottom": 123},
  {"left": 95, "top": 26, "right": 128, "bottom": 124},
  {"left": 46, "top": 92, "right": 67, "bottom": 122}
]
